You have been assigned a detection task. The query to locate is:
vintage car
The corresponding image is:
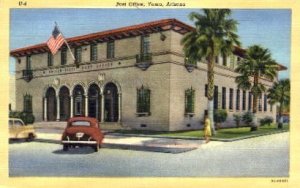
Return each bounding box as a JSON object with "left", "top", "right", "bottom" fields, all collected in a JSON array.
[
  {"left": 9, "top": 118, "right": 36, "bottom": 141},
  {"left": 61, "top": 117, "right": 104, "bottom": 152}
]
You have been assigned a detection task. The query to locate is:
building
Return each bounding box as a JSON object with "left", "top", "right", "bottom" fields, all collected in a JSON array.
[{"left": 10, "top": 19, "right": 286, "bottom": 131}]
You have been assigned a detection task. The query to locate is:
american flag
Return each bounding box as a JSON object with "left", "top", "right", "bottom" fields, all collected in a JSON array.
[{"left": 47, "top": 26, "right": 65, "bottom": 55}]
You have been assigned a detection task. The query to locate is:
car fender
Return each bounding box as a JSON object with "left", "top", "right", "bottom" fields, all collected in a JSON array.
[{"left": 16, "top": 130, "right": 36, "bottom": 139}]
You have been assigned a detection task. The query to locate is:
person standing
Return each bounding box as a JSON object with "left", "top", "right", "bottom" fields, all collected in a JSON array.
[{"left": 204, "top": 115, "right": 212, "bottom": 143}]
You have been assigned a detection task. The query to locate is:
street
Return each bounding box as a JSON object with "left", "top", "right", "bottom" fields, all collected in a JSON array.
[{"left": 9, "top": 132, "right": 289, "bottom": 177}]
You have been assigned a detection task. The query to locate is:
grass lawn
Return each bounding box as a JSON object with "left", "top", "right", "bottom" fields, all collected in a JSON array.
[{"left": 113, "top": 123, "right": 289, "bottom": 139}]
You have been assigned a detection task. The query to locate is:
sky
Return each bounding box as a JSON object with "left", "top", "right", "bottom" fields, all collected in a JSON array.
[{"left": 10, "top": 9, "right": 291, "bottom": 79}]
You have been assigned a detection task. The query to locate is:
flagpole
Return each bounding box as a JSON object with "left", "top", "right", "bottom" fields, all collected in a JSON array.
[{"left": 54, "top": 22, "right": 76, "bottom": 61}]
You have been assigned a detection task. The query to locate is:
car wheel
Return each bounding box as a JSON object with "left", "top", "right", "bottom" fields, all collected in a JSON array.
[
  {"left": 94, "top": 145, "right": 99, "bottom": 152},
  {"left": 26, "top": 133, "right": 34, "bottom": 142},
  {"left": 63, "top": 144, "right": 69, "bottom": 151}
]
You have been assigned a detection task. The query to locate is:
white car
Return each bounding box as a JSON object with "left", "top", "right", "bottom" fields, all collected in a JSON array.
[{"left": 9, "top": 118, "right": 36, "bottom": 141}]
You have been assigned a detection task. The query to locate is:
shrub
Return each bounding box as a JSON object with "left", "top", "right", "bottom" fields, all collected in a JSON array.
[
  {"left": 233, "top": 114, "right": 242, "bottom": 128},
  {"left": 9, "top": 111, "right": 35, "bottom": 125},
  {"left": 214, "top": 109, "right": 228, "bottom": 129},
  {"left": 260, "top": 116, "right": 273, "bottom": 126},
  {"left": 242, "top": 111, "right": 253, "bottom": 126}
]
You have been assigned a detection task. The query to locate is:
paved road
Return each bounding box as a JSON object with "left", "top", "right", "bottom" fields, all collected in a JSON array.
[{"left": 9, "top": 132, "right": 289, "bottom": 177}]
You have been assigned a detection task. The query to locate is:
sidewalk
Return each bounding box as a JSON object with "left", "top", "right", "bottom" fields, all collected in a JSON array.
[{"left": 34, "top": 128, "right": 212, "bottom": 153}]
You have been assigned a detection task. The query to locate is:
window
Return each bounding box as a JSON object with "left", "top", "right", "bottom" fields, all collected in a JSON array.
[
  {"left": 258, "top": 94, "right": 262, "bottom": 111},
  {"left": 26, "top": 55, "right": 31, "bottom": 70},
  {"left": 264, "top": 94, "right": 267, "bottom": 111},
  {"left": 75, "top": 47, "right": 82, "bottom": 63},
  {"left": 214, "top": 86, "right": 218, "bottom": 109},
  {"left": 107, "top": 41, "right": 115, "bottom": 59},
  {"left": 205, "top": 84, "right": 208, "bottom": 97},
  {"left": 23, "top": 94, "right": 32, "bottom": 113},
  {"left": 222, "top": 55, "right": 227, "bottom": 66},
  {"left": 71, "top": 121, "right": 91, "bottom": 127},
  {"left": 248, "top": 92, "right": 252, "bottom": 111},
  {"left": 90, "top": 43, "right": 98, "bottom": 61},
  {"left": 242, "top": 90, "right": 246, "bottom": 110},
  {"left": 229, "top": 88, "right": 233, "bottom": 110},
  {"left": 48, "top": 52, "right": 53, "bottom": 67},
  {"left": 137, "top": 86, "right": 151, "bottom": 114},
  {"left": 141, "top": 35, "right": 150, "bottom": 54},
  {"left": 270, "top": 104, "right": 273, "bottom": 112},
  {"left": 14, "top": 120, "right": 24, "bottom": 126},
  {"left": 236, "top": 89, "right": 240, "bottom": 110},
  {"left": 61, "top": 48, "right": 67, "bottom": 65},
  {"left": 185, "top": 87, "right": 195, "bottom": 114},
  {"left": 222, "top": 87, "right": 226, "bottom": 109}
]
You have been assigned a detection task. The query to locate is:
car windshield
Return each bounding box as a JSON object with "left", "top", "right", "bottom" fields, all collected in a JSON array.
[
  {"left": 71, "top": 121, "right": 91, "bottom": 127},
  {"left": 14, "top": 120, "right": 24, "bottom": 126}
]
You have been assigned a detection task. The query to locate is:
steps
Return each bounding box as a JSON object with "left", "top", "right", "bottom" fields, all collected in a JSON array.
[
  {"left": 33, "top": 121, "right": 67, "bottom": 130},
  {"left": 100, "top": 122, "right": 129, "bottom": 130},
  {"left": 33, "top": 121, "right": 127, "bottom": 131}
]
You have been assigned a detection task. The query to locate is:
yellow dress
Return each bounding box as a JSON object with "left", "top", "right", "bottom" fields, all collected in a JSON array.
[{"left": 204, "top": 118, "right": 212, "bottom": 137}]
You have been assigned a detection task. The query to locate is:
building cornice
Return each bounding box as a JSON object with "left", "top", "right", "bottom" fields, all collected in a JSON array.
[{"left": 10, "top": 18, "right": 194, "bottom": 57}]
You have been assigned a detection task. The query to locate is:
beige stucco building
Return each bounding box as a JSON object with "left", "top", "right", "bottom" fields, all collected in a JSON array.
[{"left": 10, "top": 19, "right": 285, "bottom": 131}]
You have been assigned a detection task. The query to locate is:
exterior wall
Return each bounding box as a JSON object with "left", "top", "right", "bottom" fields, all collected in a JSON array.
[
  {"left": 13, "top": 28, "right": 277, "bottom": 131},
  {"left": 15, "top": 62, "right": 171, "bottom": 131},
  {"left": 168, "top": 31, "right": 276, "bottom": 131},
  {"left": 14, "top": 30, "right": 173, "bottom": 131}
]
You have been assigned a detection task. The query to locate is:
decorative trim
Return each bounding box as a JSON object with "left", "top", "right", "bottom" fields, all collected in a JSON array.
[{"left": 184, "top": 63, "right": 196, "bottom": 73}]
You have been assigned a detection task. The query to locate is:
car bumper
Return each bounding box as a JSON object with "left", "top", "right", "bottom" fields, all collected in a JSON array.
[{"left": 61, "top": 140, "right": 97, "bottom": 144}]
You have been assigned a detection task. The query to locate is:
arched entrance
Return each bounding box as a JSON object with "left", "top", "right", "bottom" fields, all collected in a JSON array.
[
  {"left": 104, "top": 82, "right": 118, "bottom": 122},
  {"left": 73, "top": 85, "right": 85, "bottom": 117},
  {"left": 88, "top": 84, "right": 100, "bottom": 120},
  {"left": 46, "top": 87, "right": 56, "bottom": 121},
  {"left": 59, "top": 86, "right": 70, "bottom": 121}
]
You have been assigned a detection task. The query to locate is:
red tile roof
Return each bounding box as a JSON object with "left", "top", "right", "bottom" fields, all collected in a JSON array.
[{"left": 10, "top": 18, "right": 194, "bottom": 57}]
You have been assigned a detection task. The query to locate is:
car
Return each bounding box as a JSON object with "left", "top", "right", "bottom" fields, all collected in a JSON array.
[
  {"left": 9, "top": 118, "right": 36, "bottom": 141},
  {"left": 61, "top": 117, "right": 104, "bottom": 152}
]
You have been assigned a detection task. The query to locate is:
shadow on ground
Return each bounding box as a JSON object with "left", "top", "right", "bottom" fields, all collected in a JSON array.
[{"left": 52, "top": 146, "right": 97, "bottom": 155}]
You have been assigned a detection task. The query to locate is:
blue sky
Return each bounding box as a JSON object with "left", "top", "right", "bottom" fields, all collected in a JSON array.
[{"left": 10, "top": 9, "right": 291, "bottom": 79}]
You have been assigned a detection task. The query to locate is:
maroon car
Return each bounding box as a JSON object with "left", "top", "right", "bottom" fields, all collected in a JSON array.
[{"left": 61, "top": 117, "right": 104, "bottom": 152}]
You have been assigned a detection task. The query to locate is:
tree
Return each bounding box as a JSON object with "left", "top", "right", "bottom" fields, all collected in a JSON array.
[
  {"left": 267, "top": 79, "right": 290, "bottom": 129},
  {"left": 235, "top": 45, "right": 278, "bottom": 131},
  {"left": 181, "top": 9, "right": 240, "bottom": 135}
]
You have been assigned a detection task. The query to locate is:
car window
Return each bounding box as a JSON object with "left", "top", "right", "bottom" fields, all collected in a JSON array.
[
  {"left": 71, "top": 121, "right": 91, "bottom": 126},
  {"left": 14, "top": 120, "right": 24, "bottom": 126},
  {"left": 9, "top": 120, "right": 13, "bottom": 127}
]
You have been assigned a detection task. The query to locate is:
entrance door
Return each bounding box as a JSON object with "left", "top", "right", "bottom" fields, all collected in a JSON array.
[
  {"left": 59, "top": 86, "right": 70, "bottom": 121},
  {"left": 46, "top": 87, "right": 56, "bottom": 121},
  {"left": 104, "top": 83, "right": 118, "bottom": 122},
  {"left": 73, "top": 85, "right": 85, "bottom": 116},
  {"left": 88, "top": 84, "right": 100, "bottom": 120}
]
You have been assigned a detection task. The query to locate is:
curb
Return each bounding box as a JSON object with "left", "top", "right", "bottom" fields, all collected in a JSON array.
[
  {"left": 102, "top": 143, "right": 198, "bottom": 154},
  {"left": 107, "top": 130, "right": 289, "bottom": 142},
  {"left": 33, "top": 138, "right": 198, "bottom": 154}
]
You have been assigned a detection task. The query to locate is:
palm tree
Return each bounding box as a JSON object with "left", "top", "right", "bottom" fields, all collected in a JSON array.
[
  {"left": 181, "top": 9, "right": 240, "bottom": 135},
  {"left": 267, "top": 79, "right": 290, "bottom": 129},
  {"left": 235, "top": 45, "right": 278, "bottom": 131}
]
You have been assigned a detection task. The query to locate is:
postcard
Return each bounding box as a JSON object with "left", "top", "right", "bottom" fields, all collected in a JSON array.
[{"left": 0, "top": 0, "right": 299, "bottom": 188}]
